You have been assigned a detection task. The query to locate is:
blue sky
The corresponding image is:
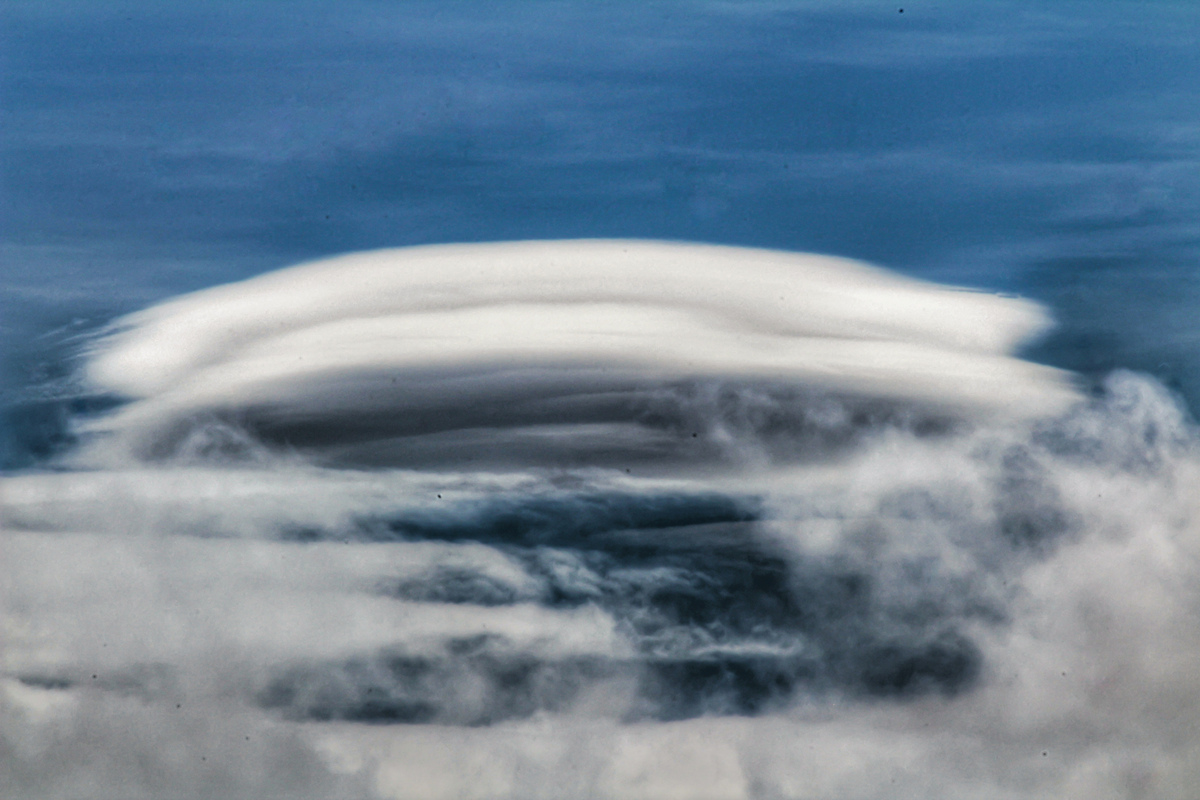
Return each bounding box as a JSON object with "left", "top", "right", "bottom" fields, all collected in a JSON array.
[{"left": 2, "top": 0, "right": 1199, "bottom": 404}]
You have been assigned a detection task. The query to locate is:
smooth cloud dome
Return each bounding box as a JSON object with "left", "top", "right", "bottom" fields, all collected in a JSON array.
[{"left": 81, "top": 240, "right": 1075, "bottom": 466}]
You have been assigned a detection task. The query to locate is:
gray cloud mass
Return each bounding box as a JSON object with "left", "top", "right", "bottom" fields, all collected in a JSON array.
[{"left": 4, "top": 242, "right": 1200, "bottom": 798}]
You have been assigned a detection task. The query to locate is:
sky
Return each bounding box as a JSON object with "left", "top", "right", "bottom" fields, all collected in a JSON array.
[
  {"left": 2, "top": 0, "right": 1199, "bottom": 410},
  {"left": 3, "top": 3, "right": 1200, "bottom": 799}
]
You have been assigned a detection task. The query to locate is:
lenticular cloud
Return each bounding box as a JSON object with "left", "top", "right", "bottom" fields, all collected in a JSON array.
[
  {"left": 80, "top": 240, "right": 1075, "bottom": 465},
  {"left": 3, "top": 241, "right": 1199, "bottom": 800}
]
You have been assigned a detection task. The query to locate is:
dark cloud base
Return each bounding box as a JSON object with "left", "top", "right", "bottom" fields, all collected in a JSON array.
[{"left": 259, "top": 487, "right": 986, "bottom": 726}]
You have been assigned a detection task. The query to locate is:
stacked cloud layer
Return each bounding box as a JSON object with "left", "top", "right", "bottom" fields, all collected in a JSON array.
[{"left": 79, "top": 240, "right": 1075, "bottom": 465}]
